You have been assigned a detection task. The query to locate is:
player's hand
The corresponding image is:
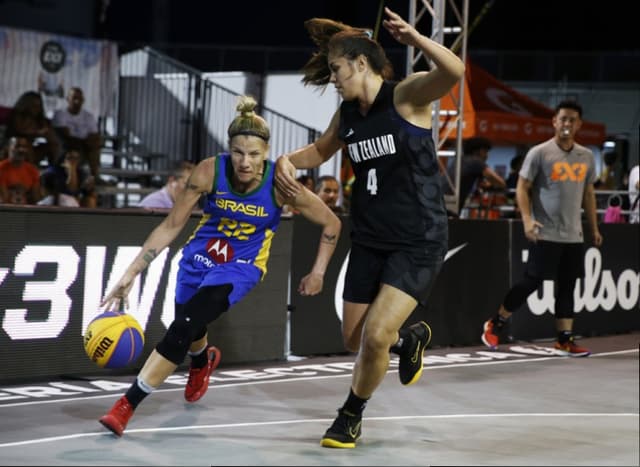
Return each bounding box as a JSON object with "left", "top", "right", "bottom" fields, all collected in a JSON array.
[
  {"left": 523, "top": 218, "right": 543, "bottom": 243},
  {"left": 101, "top": 276, "right": 135, "bottom": 311},
  {"left": 382, "top": 7, "right": 420, "bottom": 47},
  {"left": 592, "top": 229, "right": 603, "bottom": 247},
  {"left": 298, "top": 272, "right": 324, "bottom": 296}
]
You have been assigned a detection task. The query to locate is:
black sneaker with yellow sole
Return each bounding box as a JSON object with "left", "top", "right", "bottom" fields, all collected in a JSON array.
[
  {"left": 320, "top": 409, "right": 362, "bottom": 449},
  {"left": 398, "top": 321, "right": 432, "bottom": 385}
]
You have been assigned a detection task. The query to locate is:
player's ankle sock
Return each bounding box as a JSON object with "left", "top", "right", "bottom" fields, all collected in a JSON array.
[
  {"left": 124, "top": 376, "right": 154, "bottom": 409},
  {"left": 389, "top": 327, "right": 413, "bottom": 355},
  {"left": 342, "top": 388, "right": 368, "bottom": 416},
  {"left": 558, "top": 330, "right": 572, "bottom": 344},
  {"left": 188, "top": 344, "right": 209, "bottom": 369},
  {"left": 492, "top": 314, "right": 508, "bottom": 329}
]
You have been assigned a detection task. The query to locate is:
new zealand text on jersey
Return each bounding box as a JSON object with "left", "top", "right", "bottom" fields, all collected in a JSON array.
[
  {"left": 215, "top": 198, "right": 269, "bottom": 217},
  {"left": 348, "top": 134, "right": 396, "bottom": 163}
]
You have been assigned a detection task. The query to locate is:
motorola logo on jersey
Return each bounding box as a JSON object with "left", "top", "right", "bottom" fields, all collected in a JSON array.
[{"left": 205, "top": 238, "right": 234, "bottom": 263}]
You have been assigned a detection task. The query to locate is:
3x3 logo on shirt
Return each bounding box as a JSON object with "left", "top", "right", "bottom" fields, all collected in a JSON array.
[{"left": 550, "top": 162, "right": 588, "bottom": 182}]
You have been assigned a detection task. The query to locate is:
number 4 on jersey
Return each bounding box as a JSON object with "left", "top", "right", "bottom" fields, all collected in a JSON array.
[{"left": 367, "top": 168, "right": 378, "bottom": 195}]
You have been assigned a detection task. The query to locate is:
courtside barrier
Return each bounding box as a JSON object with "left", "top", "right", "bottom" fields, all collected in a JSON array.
[
  {"left": 289, "top": 216, "right": 639, "bottom": 355},
  {"left": 1, "top": 206, "right": 637, "bottom": 382}
]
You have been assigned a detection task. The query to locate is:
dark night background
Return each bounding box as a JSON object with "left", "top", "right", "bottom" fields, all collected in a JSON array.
[
  {"left": 91, "top": 0, "right": 638, "bottom": 80},
  {"left": 98, "top": 0, "right": 636, "bottom": 51},
  {"left": 2, "top": 0, "right": 638, "bottom": 72}
]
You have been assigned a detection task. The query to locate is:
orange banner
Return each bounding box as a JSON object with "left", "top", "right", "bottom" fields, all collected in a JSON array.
[{"left": 439, "top": 61, "right": 606, "bottom": 147}]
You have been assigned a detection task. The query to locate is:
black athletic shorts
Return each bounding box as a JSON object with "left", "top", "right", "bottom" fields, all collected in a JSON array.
[
  {"left": 525, "top": 240, "right": 585, "bottom": 281},
  {"left": 342, "top": 241, "right": 444, "bottom": 306}
]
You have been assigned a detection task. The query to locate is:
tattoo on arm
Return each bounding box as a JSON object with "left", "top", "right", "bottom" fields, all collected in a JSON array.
[
  {"left": 321, "top": 233, "right": 337, "bottom": 244},
  {"left": 142, "top": 248, "right": 158, "bottom": 265}
]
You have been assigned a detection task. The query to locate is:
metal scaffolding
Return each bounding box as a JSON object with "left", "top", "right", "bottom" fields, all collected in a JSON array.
[{"left": 405, "top": 0, "right": 469, "bottom": 214}]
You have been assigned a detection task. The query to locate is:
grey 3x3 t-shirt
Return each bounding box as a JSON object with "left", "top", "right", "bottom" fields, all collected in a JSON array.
[{"left": 519, "top": 138, "right": 596, "bottom": 243}]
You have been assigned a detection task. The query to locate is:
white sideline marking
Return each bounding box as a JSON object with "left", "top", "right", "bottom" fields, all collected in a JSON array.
[
  {"left": 0, "top": 349, "right": 636, "bottom": 409},
  {"left": 0, "top": 413, "right": 637, "bottom": 448}
]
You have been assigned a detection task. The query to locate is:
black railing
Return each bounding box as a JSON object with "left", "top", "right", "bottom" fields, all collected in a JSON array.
[
  {"left": 142, "top": 42, "right": 640, "bottom": 83},
  {"left": 115, "top": 47, "right": 320, "bottom": 170},
  {"left": 98, "top": 47, "right": 321, "bottom": 207}
]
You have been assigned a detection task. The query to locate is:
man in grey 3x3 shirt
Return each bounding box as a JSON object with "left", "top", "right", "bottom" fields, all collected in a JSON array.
[{"left": 481, "top": 100, "right": 602, "bottom": 356}]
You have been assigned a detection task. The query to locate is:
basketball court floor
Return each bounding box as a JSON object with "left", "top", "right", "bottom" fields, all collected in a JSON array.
[{"left": 0, "top": 332, "right": 638, "bottom": 466}]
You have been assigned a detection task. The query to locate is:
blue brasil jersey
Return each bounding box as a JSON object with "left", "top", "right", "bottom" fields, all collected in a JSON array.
[{"left": 180, "top": 154, "right": 282, "bottom": 277}]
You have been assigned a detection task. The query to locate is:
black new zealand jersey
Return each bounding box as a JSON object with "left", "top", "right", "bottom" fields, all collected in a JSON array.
[{"left": 339, "top": 80, "right": 447, "bottom": 252}]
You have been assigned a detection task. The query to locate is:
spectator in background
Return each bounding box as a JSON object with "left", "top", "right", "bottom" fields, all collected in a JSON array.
[
  {"left": 481, "top": 100, "right": 602, "bottom": 357},
  {"left": 316, "top": 175, "right": 345, "bottom": 214},
  {"left": 52, "top": 87, "right": 102, "bottom": 180},
  {"left": 595, "top": 150, "right": 618, "bottom": 190},
  {"left": 297, "top": 174, "right": 315, "bottom": 192},
  {"left": 37, "top": 169, "right": 79, "bottom": 207},
  {"left": 595, "top": 151, "right": 630, "bottom": 216},
  {"left": 0, "top": 136, "right": 41, "bottom": 204},
  {"left": 37, "top": 69, "right": 65, "bottom": 117},
  {"left": 506, "top": 153, "right": 525, "bottom": 192},
  {"left": 628, "top": 164, "right": 639, "bottom": 224},
  {"left": 138, "top": 160, "right": 195, "bottom": 209},
  {"left": 504, "top": 152, "right": 526, "bottom": 218},
  {"left": 447, "top": 136, "right": 506, "bottom": 215},
  {"left": 5, "top": 90, "right": 62, "bottom": 167},
  {"left": 282, "top": 174, "right": 316, "bottom": 216},
  {"left": 43, "top": 149, "right": 97, "bottom": 208}
]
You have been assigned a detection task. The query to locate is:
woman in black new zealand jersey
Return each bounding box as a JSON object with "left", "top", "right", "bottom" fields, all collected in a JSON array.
[{"left": 275, "top": 7, "right": 465, "bottom": 448}]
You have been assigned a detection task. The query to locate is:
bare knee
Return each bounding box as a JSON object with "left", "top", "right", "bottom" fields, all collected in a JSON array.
[{"left": 360, "top": 327, "right": 392, "bottom": 356}]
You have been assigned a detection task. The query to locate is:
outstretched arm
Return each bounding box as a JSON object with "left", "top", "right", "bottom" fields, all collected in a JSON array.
[
  {"left": 384, "top": 7, "right": 465, "bottom": 107},
  {"left": 101, "top": 158, "right": 214, "bottom": 310},
  {"left": 482, "top": 166, "right": 507, "bottom": 190}
]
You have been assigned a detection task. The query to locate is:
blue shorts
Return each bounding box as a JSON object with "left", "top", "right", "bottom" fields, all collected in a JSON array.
[{"left": 175, "top": 260, "right": 262, "bottom": 306}]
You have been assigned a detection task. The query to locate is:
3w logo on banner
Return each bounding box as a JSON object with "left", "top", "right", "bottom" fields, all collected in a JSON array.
[{"left": 0, "top": 245, "right": 179, "bottom": 340}]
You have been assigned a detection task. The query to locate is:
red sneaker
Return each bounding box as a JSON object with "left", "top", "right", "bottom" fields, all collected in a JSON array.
[
  {"left": 184, "top": 346, "right": 221, "bottom": 402},
  {"left": 481, "top": 319, "right": 499, "bottom": 350},
  {"left": 99, "top": 396, "right": 134, "bottom": 437},
  {"left": 554, "top": 339, "right": 591, "bottom": 357}
]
